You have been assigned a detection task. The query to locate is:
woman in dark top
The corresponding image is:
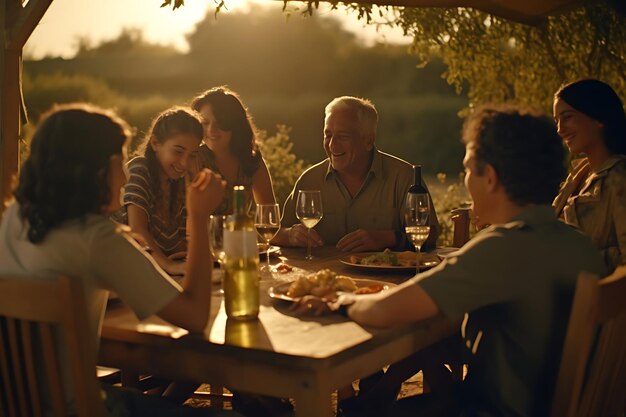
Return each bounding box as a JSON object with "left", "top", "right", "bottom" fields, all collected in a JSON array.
[{"left": 191, "top": 86, "right": 276, "bottom": 214}]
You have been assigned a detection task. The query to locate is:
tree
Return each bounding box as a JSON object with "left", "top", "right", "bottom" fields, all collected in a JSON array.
[
  {"left": 257, "top": 125, "right": 310, "bottom": 205},
  {"left": 390, "top": 1, "right": 625, "bottom": 112}
]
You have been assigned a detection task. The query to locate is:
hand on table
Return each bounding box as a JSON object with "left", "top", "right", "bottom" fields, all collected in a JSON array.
[
  {"left": 336, "top": 229, "right": 382, "bottom": 252},
  {"left": 287, "top": 224, "right": 323, "bottom": 248}
]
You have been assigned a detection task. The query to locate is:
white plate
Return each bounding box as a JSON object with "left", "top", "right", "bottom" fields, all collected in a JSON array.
[{"left": 339, "top": 251, "right": 440, "bottom": 271}]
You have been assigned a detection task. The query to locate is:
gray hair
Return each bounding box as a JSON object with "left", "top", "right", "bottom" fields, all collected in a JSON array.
[{"left": 325, "top": 96, "right": 378, "bottom": 139}]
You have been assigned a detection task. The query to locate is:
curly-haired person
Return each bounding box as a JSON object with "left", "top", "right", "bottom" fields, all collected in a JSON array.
[{"left": 0, "top": 103, "right": 241, "bottom": 417}]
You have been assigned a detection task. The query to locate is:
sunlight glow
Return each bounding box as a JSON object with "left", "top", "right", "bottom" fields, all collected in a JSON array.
[{"left": 25, "top": 0, "right": 411, "bottom": 59}]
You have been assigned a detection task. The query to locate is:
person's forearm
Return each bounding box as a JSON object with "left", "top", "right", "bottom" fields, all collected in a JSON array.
[
  {"left": 180, "top": 214, "right": 212, "bottom": 330},
  {"left": 131, "top": 226, "right": 172, "bottom": 270},
  {"left": 349, "top": 282, "right": 439, "bottom": 328}
]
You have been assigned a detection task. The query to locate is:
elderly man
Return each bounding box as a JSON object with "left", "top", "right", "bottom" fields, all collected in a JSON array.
[
  {"left": 275, "top": 96, "right": 439, "bottom": 252},
  {"left": 302, "top": 105, "right": 607, "bottom": 417}
]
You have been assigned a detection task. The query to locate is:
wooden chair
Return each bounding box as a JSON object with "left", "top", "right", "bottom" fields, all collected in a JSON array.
[
  {"left": 447, "top": 207, "right": 472, "bottom": 380},
  {"left": 450, "top": 207, "right": 471, "bottom": 248},
  {"left": 551, "top": 266, "right": 626, "bottom": 417},
  {"left": 0, "top": 276, "right": 104, "bottom": 417}
]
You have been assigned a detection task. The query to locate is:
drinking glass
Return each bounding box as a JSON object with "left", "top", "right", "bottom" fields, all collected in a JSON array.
[
  {"left": 209, "top": 215, "right": 227, "bottom": 291},
  {"left": 254, "top": 203, "right": 280, "bottom": 271},
  {"left": 405, "top": 193, "right": 431, "bottom": 273},
  {"left": 295, "top": 190, "right": 323, "bottom": 260}
]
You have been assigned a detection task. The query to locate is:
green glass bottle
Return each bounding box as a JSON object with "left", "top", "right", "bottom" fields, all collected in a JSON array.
[{"left": 223, "top": 186, "right": 260, "bottom": 320}]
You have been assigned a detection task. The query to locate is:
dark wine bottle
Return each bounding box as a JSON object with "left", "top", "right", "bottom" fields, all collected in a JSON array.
[{"left": 408, "top": 165, "right": 428, "bottom": 195}]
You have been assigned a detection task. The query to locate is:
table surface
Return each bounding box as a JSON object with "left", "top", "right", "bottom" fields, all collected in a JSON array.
[{"left": 100, "top": 246, "right": 456, "bottom": 417}]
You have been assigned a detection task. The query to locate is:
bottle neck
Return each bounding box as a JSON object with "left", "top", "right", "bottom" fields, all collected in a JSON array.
[
  {"left": 232, "top": 186, "right": 246, "bottom": 215},
  {"left": 414, "top": 165, "right": 422, "bottom": 186},
  {"left": 408, "top": 165, "right": 427, "bottom": 195}
]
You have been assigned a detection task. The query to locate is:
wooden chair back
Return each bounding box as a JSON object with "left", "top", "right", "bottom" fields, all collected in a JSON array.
[
  {"left": 450, "top": 207, "right": 471, "bottom": 248},
  {"left": 551, "top": 266, "right": 626, "bottom": 417},
  {"left": 0, "top": 276, "right": 104, "bottom": 417}
]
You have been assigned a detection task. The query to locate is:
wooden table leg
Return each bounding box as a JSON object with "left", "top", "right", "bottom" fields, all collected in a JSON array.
[{"left": 293, "top": 376, "right": 333, "bottom": 417}]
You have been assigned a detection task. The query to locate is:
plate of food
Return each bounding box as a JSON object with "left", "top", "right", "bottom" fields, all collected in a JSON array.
[
  {"left": 268, "top": 269, "right": 394, "bottom": 302},
  {"left": 340, "top": 248, "right": 440, "bottom": 271}
]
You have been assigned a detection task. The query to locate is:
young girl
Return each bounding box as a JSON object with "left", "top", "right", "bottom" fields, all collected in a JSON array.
[
  {"left": 191, "top": 86, "right": 276, "bottom": 213},
  {"left": 113, "top": 107, "right": 205, "bottom": 275},
  {"left": 0, "top": 103, "right": 234, "bottom": 416}
]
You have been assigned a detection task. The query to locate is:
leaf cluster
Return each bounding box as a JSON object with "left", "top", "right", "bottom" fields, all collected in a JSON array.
[
  {"left": 394, "top": 2, "right": 625, "bottom": 112},
  {"left": 288, "top": 0, "right": 624, "bottom": 112}
]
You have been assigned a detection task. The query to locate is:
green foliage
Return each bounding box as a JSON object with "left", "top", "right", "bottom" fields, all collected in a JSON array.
[
  {"left": 392, "top": 2, "right": 626, "bottom": 112},
  {"left": 23, "top": 72, "right": 121, "bottom": 117},
  {"left": 429, "top": 172, "right": 471, "bottom": 247},
  {"left": 75, "top": 28, "right": 179, "bottom": 58},
  {"left": 374, "top": 95, "right": 466, "bottom": 172},
  {"left": 21, "top": 71, "right": 173, "bottom": 153},
  {"left": 286, "top": 1, "right": 624, "bottom": 111},
  {"left": 257, "top": 125, "right": 310, "bottom": 206}
]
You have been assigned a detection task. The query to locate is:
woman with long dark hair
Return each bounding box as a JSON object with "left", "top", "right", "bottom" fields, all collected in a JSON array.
[
  {"left": 191, "top": 86, "right": 275, "bottom": 213},
  {"left": 553, "top": 78, "right": 626, "bottom": 270}
]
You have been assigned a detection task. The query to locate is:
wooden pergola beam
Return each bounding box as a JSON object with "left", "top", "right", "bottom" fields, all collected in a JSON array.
[
  {"left": 8, "top": 0, "right": 54, "bottom": 50},
  {"left": 1, "top": 0, "right": 53, "bottom": 210}
]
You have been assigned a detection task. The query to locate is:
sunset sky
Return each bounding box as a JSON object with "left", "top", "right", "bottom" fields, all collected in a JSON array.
[{"left": 25, "top": 0, "right": 411, "bottom": 59}]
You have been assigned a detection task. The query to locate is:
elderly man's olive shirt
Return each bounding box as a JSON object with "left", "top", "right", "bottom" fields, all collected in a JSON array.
[
  {"left": 281, "top": 149, "right": 439, "bottom": 249},
  {"left": 416, "top": 205, "right": 606, "bottom": 417}
]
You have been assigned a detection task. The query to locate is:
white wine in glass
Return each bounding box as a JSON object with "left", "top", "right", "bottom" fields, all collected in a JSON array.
[
  {"left": 254, "top": 203, "right": 280, "bottom": 273},
  {"left": 405, "top": 192, "right": 430, "bottom": 273},
  {"left": 295, "top": 190, "right": 323, "bottom": 260}
]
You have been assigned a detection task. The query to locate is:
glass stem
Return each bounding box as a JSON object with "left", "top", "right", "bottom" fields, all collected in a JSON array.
[
  {"left": 217, "top": 262, "right": 224, "bottom": 294},
  {"left": 416, "top": 246, "right": 421, "bottom": 274},
  {"left": 267, "top": 244, "right": 271, "bottom": 269},
  {"left": 307, "top": 228, "right": 312, "bottom": 259}
]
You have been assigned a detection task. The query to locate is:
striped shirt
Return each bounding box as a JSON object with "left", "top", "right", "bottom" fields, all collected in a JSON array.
[{"left": 111, "top": 156, "right": 187, "bottom": 255}]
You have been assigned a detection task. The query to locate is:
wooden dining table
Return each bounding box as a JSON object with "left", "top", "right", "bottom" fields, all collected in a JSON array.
[{"left": 99, "top": 246, "right": 458, "bottom": 417}]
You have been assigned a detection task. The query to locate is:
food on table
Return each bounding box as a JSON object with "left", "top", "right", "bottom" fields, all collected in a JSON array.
[
  {"left": 350, "top": 248, "right": 417, "bottom": 267},
  {"left": 286, "top": 269, "right": 359, "bottom": 299},
  {"left": 274, "top": 262, "right": 294, "bottom": 273},
  {"left": 354, "top": 284, "right": 385, "bottom": 295}
]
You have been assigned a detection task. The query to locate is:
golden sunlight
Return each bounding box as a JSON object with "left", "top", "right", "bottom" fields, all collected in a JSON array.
[{"left": 25, "top": 0, "right": 409, "bottom": 59}]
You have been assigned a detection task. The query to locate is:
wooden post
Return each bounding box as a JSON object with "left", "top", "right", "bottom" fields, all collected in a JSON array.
[
  {"left": 0, "top": 0, "right": 53, "bottom": 212},
  {"left": 0, "top": 47, "right": 20, "bottom": 209}
]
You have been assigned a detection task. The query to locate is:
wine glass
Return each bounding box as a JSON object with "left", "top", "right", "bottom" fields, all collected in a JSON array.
[
  {"left": 254, "top": 203, "right": 280, "bottom": 272},
  {"left": 295, "top": 190, "right": 323, "bottom": 260},
  {"left": 405, "top": 193, "right": 431, "bottom": 273},
  {"left": 209, "top": 215, "right": 227, "bottom": 292}
]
